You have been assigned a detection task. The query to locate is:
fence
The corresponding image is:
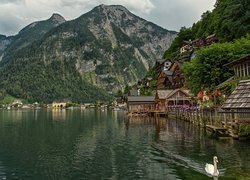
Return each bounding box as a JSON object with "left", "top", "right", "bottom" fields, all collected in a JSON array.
[{"left": 166, "top": 106, "right": 222, "bottom": 127}]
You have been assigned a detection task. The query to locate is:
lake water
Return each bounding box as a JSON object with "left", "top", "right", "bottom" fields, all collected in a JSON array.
[{"left": 0, "top": 109, "right": 249, "bottom": 180}]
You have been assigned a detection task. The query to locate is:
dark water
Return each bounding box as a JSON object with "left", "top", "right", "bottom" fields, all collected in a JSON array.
[{"left": 0, "top": 109, "right": 249, "bottom": 180}]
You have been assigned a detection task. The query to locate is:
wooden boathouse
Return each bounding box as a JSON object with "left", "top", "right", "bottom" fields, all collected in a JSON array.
[
  {"left": 127, "top": 96, "right": 155, "bottom": 116},
  {"left": 220, "top": 79, "right": 250, "bottom": 139}
]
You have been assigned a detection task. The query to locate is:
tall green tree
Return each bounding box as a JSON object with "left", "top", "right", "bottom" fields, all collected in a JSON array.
[{"left": 182, "top": 35, "right": 250, "bottom": 95}]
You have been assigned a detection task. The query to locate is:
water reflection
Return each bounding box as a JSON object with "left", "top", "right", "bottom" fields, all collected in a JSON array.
[
  {"left": 0, "top": 110, "right": 249, "bottom": 179},
  {"left": 125, "top": 115, "right": 249, "bottom": 179},
  {"left": 51, "top": 109, "right": 67, "bottom": 121}
]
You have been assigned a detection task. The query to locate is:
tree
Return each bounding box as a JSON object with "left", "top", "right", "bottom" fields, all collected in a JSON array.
[
  {"left": 182, "top": 35, "right": 250, "bottom": 95},
  {"left": 164, "top": 27, "right": 194, "bottom": 58}
]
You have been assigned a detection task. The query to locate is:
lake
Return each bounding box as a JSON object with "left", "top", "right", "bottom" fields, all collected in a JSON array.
[{"left": 0, "top": 109, "right": 249, "bottom": 180}]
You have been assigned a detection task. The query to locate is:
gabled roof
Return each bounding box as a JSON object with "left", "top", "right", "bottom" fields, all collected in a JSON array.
[
  {"left": 157, "top": 89, "right": 191, "bottom": 100},
  {"left": 206, "top": 33, "right": 216, "bottom": 39},
  {"left": 222, "top": 80, "right": 250, "bottom": 109},
  {"left": 167, "top": 89, "right": 190, "bottom": 99},
  {"left": 127, "top": 96, "right": 155, "bottom": 102},
  {"left": 157, "top": 90, "right": 173, "bottom": 99}
]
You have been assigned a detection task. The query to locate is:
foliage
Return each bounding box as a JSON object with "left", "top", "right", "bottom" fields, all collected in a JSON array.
[
  {"left": 0, "top": 54, "right": 113, "bottom": 103},
  {"left": 239, "top": 124, "right": 250, "bottom": 136},
  {"left": 66, "top": 102, "right": 80, "bottom": 108},
  {"left": 0, "top": 94, "right": 15, "bottom": 104},
  {"left": 217, "top": 81, "right": 238, "bottom": 97},
  {"left": 116, "top": 90, "right": 123, "bottom": 97},
  {"left": 0, "top": 4, "right": 175, "bottom": 103},
  {"left": 164, "top": 27, "right": 194, "bottom": 58},
  {"left": 123, "top": 85, "right": 131, "bottom": 95},
  {"left": 182, "top": 36, "right": 250, "bottom": 95}
]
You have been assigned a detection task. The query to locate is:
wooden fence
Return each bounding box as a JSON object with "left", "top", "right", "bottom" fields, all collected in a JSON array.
[
  {"left": 166, "top": 106, "right": 250, "bottom": 139},
  {"left": 166, "top": 106, "right": 222, "bottom": 127}
]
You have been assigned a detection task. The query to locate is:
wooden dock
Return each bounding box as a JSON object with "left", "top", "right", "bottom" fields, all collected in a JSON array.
[
  {"left": 206, "top": 125, "right": 227, "bottom": 136},
  {"left": 128, "top": 110, "right": 168, "bottom": 117}
]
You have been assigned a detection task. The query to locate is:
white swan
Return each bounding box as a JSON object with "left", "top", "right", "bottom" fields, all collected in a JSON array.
[{"left": 205, "top": 156, "right": 219, "bottom": 177}]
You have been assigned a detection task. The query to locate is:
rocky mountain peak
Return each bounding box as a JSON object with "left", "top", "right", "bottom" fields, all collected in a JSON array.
[
  {"left": 95, "top": 4, "right": 133, "bottom": 20},
  {"left": 98, "top": 4, "right": 129, "bottom": 12},
  {"left": 0, "top": 4, "right": 177, "bottom": 102},
  {"left": 49, "top": 13, "right": 66, "bottom": 25}
]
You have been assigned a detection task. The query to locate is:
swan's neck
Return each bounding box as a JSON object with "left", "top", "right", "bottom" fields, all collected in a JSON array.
[{"left": 213, "top": 160, "right": 218, "bottom": 176}]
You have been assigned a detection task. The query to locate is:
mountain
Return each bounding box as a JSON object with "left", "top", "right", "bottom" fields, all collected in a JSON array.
[
  {"left": 0, "top": 13, "right": 66, "bottom": 64},
  {"left": 0, "top": 35, "right": 12, "bottom": 60},
  {"left": 0, "top": 4, "right": 176, "bottom": 103}
]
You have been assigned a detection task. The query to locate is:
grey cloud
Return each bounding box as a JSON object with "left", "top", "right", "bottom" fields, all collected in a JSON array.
[
  {"left": 0, "top": 0, "right": 25, "bottom": 5},
  {"left": 60, "top": 0, "right": 93, "bottom": 8},
  {"left": 0, "top": 17, "right": 21, "bottom": 35},
  {"left": 0, "top": 0, "right": 216, "bottom": 35},
  {"left": 140, "top": 0, "right": 215, "bottom": 31}
]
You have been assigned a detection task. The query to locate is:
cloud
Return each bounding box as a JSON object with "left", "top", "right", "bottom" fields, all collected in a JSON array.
[
  {"left": 0, "top": 0, "right": 25, "bottom": 4},
  {"left": 139, "top": 0, "right": 215, "bottom": 31},
  {"left": 103, "top": 0, "right": 155, "bottom": 13},
  {"left": 0, "top": 0, "right": 216, "bottom": 36}
]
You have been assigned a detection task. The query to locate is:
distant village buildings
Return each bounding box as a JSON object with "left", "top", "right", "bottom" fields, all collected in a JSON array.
[{"left": 52, "top": 100, "right": 70, "bottom": 108}]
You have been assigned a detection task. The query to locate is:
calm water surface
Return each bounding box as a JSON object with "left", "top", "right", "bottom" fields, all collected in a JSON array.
[{"left": 0, "top": 109, "right": 249, "bottom": 180}]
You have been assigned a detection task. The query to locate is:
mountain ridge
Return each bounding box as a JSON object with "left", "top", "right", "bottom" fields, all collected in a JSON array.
[{"left": 0, "top": 4, "right": 176, "bottom": 103}]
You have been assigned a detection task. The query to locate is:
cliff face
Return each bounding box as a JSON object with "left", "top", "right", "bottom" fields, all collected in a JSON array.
[{"left": 0, "top": 5, "right": 176, "bottom": 102}]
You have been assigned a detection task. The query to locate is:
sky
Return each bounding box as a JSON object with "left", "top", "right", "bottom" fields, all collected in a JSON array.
[{"left": 0, "top": 0, "right": 216, "bottom": 36}]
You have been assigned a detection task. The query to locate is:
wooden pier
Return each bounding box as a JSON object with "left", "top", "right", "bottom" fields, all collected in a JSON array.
[
  {"left": 128, "top": 110, "right": 168, "bottom": 117},
  {"left": 205, "top": 125, "right": 227, "bottom": 136}
]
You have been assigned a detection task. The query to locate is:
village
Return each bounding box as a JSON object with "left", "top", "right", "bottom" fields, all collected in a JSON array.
[
  {"left": 1, "top": 34, "right": 250, "bottom": 140},
  {"left": 124, "top": 34, "right": 250, "bottom": 140}
]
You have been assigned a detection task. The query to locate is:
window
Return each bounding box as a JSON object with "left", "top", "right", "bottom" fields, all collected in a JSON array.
[
  {"left": 237, "top": 65, "right": 240, "bottom": 77},
  {"left": 241, "top": 64, "right": 244, "bottom": 77},
  {"left": 244, "top": 63, "right": 248, "bottom": 76},
  {"left": 248, "top": 62, "right": 250, "bottom": 76}
]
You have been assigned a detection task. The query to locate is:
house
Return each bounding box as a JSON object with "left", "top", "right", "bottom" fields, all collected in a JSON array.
[
  {"left": 183, "top": 34, "right": 217, "bottom": 50},
  {"left": 52, "top": 100, "right": 69, "bottom": 108},
  {"left": 192, "top": 37, "right": 206, "bottom": 48},
  {"left": 205, "top": 34, "right": 218, "bottom": 45},
  {"left": 155, "top": 90, "right": 173, "bottom": 111},
  {"left": 168, "top": 61, "right": 185, "bottom": 89},
  {"left": 224, "top": 55, "right": 250, "bottom": 78},
  {"left": 221, "top": 80, "right": 250, "bottom": 138},
  {"left": 180, "top": 40, "right": 192, "bottom": 54},
  {"left": 157, "top": 69, "right": 173, "bottom": 90},
  {"left": 156, "top": 61, "right": 185, "bottom": 90},
  {"left": 127, "top": 96, "right": 155, "bottom": 113},
  {"left": 155, "top": 89, "right": 192, "bottom": 110},
  {"left": 222, "top": 80, "right": 250, "bottom": 111},
  {"left": 155, "top": 59, "right": 167, "bottom": 74},
  {"left": 12, "top": 99, "right": 23, "bottom": 108}
]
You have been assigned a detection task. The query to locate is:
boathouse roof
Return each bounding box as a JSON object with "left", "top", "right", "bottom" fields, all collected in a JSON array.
[
  {"left": 127, "top": 96, "right": 155, "bottom": 102},
  {"left": 222, "top": 80, "right": 250, "bottom": 109},
  {"left": 157, "top": 90, "right": 173, "bottom": 99},
  {"left": 157, "top": 89, "right": 192, "bottom": 100}
]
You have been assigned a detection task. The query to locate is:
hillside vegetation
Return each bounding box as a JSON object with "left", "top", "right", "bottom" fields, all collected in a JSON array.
[
  {"left": 0, "top": 5, "right": 176, "bottom": 103},
  {"left": 183, "top": 35, "right": 250, "bottom": 95},
  {"left": 164, "top": 0, "right": 250, "bottom": 58},
  {"left": 161, "top": 0, "right": 250, "bottom": 96}
]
